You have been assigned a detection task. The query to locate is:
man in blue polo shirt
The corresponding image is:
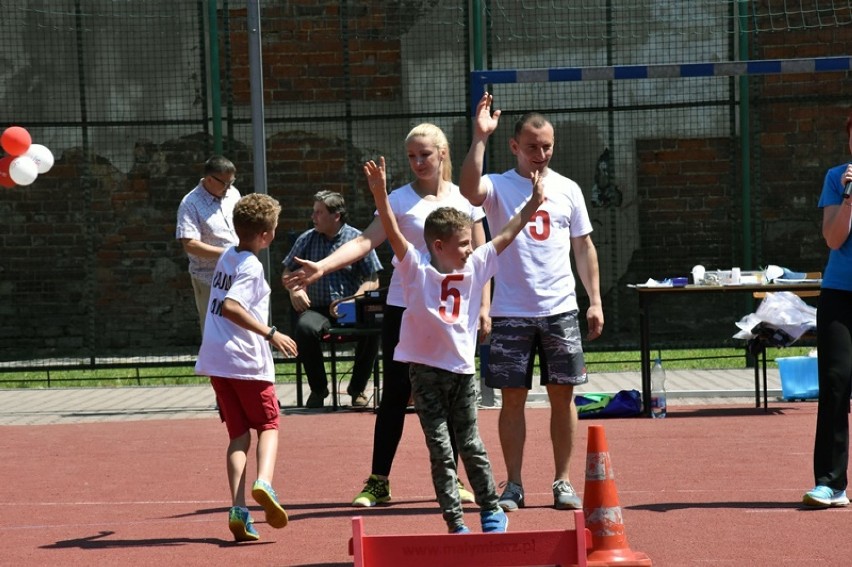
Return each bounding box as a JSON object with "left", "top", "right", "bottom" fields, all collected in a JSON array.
[{"left": 282, "top": 191, "right": 383, "bottom": 408}]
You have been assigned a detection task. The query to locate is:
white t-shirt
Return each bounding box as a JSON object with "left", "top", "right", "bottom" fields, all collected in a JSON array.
[
  {"left": 195, "top": 247, "right": 275, "bottom": 382},
  {"left": 482, "top": 168, "right": 592, "bottom": 317},
  {"left": 383, "top": 183, "right": 485, "bottom": 308},
  {"left": 393, "top": 242, "right": 498, "bottom": 374}
]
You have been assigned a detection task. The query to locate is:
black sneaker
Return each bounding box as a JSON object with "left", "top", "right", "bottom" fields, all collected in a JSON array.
[{"left": 305, "top": 389, "right": 328, "bottom": 409}]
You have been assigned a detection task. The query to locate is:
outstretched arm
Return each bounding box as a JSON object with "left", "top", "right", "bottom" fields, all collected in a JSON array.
[
  {"left": 491, "top": 170, "right": 545, "bottom": 254},
  {"left": 459, "top": 92, "right": 501, "bottom": 207},
  {"left": 282, "top": 216, "right": 387, "bottom": 291},
  {"left": 364, "top": 157, "right": 409, "bottom": 261}
]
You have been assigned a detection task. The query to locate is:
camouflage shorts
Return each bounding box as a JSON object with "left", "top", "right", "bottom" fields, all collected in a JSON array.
[{"left": 486, "top": 311, "right": 588, "bottom": 389}]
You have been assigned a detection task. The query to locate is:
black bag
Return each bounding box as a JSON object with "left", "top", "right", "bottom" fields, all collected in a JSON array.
[{"left": 355, "top": 288, "right": 387, "bottom": 328}]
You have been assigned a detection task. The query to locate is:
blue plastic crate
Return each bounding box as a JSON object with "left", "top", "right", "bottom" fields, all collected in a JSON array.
[{"left": 777, "top": 356, "right": 819, "bottom": 401}]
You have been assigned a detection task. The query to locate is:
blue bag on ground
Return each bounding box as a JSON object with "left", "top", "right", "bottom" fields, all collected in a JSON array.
[{"left": 575, "top": 389, "right": 641, "bottom": 419}]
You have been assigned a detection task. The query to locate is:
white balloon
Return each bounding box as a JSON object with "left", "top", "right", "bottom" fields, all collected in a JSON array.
[
  {"left": 9, "top": 156, "right": 39, "bottom": 186},
  {"left": 25, "top": 143, "right": 54, "bottom": 174}
]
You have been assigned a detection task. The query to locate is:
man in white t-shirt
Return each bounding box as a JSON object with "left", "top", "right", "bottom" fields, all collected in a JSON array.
[{"left": 459, "top": 92, "right": 604, "bottom": 512}]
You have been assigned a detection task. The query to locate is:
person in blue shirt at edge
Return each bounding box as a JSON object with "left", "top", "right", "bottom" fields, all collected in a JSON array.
[{"left": 804, "top": 113, "right": 852, "bottom": 508}]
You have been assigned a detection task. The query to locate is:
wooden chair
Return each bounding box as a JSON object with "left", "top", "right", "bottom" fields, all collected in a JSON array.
[{"left": 748, "top": 272, "right": 820, "bottom": 409}]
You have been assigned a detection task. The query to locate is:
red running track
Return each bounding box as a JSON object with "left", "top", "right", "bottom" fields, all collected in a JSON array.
[{"left": 3, "top": 403, "right": 851, "bottom": 566}]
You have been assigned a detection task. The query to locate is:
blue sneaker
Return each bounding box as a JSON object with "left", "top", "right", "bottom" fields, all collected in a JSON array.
[
  {"left": 481, "top": 508, "right": 509, "bottom": 533},
  {"left": 251, "top": 479, "right": 289, "bottom": 528},
  {"left": 449, "top": 524, "right": 471, "bottom": 534},
  {"left": 228, "top": 506, "right": 259, "bottom": 542},
  {"left": 803, "top": 486, "right": 850, "bottom": 508}
]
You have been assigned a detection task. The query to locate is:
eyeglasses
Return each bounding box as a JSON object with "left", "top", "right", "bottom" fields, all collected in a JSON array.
[{"left": 210, "top": 174, "right": 236, "bottom": 188}]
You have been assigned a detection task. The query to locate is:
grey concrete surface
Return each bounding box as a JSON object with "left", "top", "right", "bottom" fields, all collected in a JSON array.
[{"left": 0, "top": 367, "right": 808, "bottom": 426}]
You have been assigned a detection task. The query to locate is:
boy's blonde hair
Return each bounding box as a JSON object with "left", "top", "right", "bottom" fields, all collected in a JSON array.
[
  {"left": 424, "top": 207, "right": 473, "bottom": 253},
  {"left": 233, "top": 193, "right": 281, "bottom": 240},
  {"left": 405, "top": 123, "right": 452, "bottom": 182}
]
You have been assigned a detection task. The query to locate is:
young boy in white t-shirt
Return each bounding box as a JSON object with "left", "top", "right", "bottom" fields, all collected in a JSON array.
[
  {"left": 195, "top": 193, "right": 298, "bottom": 542},
  {"left": 364, "top": 156, "right": 544, "bottom": 534}
]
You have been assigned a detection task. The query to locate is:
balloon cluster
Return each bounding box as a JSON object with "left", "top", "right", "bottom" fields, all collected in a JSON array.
[{"left": 0, "top": 126, "right": 54, "bottom": 188}]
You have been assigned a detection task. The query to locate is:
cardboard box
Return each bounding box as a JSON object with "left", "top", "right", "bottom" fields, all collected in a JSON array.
[{"left": 777, "top": 356, "right": 819, "bottom": 400}]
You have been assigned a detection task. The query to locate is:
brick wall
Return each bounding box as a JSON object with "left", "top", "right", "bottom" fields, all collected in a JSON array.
[
  {"left": 750, "top": 27, "right": 852, "bottom": 267},
  {"left": 225, "top": 2, "right": 403, "bottom": 105}
]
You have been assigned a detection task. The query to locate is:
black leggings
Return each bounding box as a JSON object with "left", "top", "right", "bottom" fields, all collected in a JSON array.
[
  {"left": 814, "top": 288, "right": 852, "bottom": 490},
  {"left": 371, "top": 304, "right": 458, "bottom": 476}
]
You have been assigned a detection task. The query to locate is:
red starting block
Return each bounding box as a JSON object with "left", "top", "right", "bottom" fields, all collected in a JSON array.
[{"left": 349, "top": 510, "right": 591, "bottom": 567}]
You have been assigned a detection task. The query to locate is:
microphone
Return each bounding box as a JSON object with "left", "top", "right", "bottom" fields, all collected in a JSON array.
[{"left": 845, "top": 180, "right": 852, "bottom": 199}]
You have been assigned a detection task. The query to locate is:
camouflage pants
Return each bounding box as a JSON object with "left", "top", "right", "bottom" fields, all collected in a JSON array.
[{"left": 409, "top": 363, "right": 499, "bottom": 530}]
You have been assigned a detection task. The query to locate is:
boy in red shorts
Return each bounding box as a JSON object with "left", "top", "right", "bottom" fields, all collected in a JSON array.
[{"left": 195, "top": 193, "right": 298, "bottom": 542}]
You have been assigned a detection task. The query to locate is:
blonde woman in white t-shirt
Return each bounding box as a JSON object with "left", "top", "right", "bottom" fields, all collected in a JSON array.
[{"left": 282, "top": 124, "right": 487, "bottom": 507}]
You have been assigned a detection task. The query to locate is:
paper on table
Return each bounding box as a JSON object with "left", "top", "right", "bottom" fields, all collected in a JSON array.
[{"left": 637, "top": 278, "right": 673, "bottom": 288}]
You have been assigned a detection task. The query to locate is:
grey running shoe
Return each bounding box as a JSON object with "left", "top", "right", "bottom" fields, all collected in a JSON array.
[
  {"left": 497, "top": 481, "right": 525, "bottom": 512},
  {"left": 552, "top": 479, "right": 582, "bottom": 510}
]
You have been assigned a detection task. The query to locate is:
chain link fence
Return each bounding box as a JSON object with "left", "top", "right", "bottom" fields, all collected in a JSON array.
[{"left": 2, "top": 0, "right": 851, "bottom": 372}]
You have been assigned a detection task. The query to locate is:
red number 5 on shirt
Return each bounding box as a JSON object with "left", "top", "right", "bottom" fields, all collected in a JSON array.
[{"left": 439, "top": 274, "right": 464, "bottom": 323}]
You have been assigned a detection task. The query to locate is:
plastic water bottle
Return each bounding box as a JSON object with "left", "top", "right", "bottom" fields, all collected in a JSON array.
[{"left": 650, "top": 358, "right": 667, "bottom": 418}]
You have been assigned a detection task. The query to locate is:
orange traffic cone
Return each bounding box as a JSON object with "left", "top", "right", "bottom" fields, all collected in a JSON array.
[{"left": 583, "top": 424, "right": 653, "bottom": 566}]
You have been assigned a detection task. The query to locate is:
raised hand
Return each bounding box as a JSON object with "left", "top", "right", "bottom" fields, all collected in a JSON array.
[
  {"left": 474, "top": 92, "right": 502, "bottom": 137},
  {"left": 364, "top": 157, "right": 387, "bottom": 198},
  {"left": 530, "top": 169, "right": 545, "bottom": 207}
]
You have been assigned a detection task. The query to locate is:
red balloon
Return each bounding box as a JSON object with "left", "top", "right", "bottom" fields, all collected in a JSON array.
[
  {"left": 1, "top": 126, "right": 32, "bottom": 157},
  {"left": 0, "top": 155, "right": 15, "bottom": 188}
]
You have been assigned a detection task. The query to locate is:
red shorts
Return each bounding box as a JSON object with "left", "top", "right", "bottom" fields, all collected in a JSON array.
[{"left": 210, "top": 377, "right": 280, "bottom": 439}]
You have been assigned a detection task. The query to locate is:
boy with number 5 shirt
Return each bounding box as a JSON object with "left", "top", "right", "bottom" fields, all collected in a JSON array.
[{"left": 364, "top": 156, "right": 544, "bottom": 534}]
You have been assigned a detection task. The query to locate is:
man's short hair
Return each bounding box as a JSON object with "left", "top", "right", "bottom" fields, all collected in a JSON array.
[
  {"left": 233, "top": 193, "right": 280, "bottom": 240},
  {"left": 514, "top": 112, "right": 551, "bottom": 139},
  {"left": 204, "top": 155, "right": 236, "bottom": 176},
  {"left": 314, "top": 190, "right": 348, "bottom": 224},
  {"left": 424, "top": 207, "right": 473, "bottom": 251}
]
